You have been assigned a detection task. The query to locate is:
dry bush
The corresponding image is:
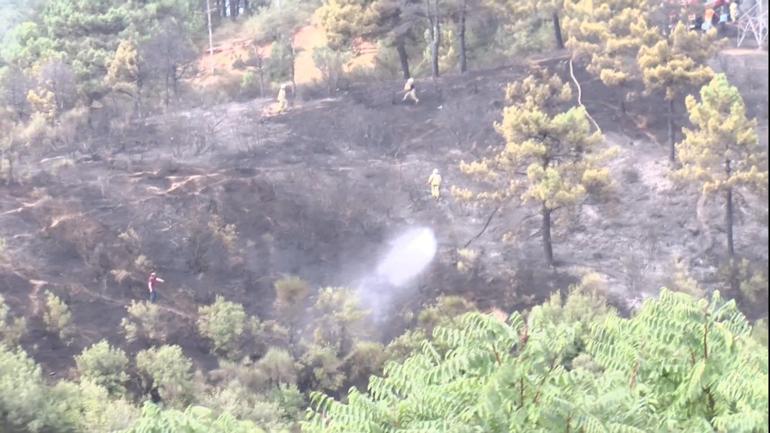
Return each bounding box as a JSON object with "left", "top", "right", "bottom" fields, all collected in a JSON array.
[
  {"left": 184, "top": 213, "right": 238, "bottom": 273},
  {"left": 133, "top": 255, "right": 153, "bottom": 273},
  {"left": 118, "top": 228, "right": 141, "bottom": 251},
  {"left": 664, "top": 258, "right": 706, "bottom": 298},
  {"left": 456, "top": 248, "right": 480, "bottom": 275},
  {"left": 110, "top": 269, "right": 131, "bottom": 284}
]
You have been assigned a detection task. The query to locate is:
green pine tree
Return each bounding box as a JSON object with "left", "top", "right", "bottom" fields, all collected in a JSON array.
[
  {"left": 454, "top": 69, "right": 613, "bottom": 266},
  {"left": 674, "top": 74, "right": 768, "bottom": 262}
]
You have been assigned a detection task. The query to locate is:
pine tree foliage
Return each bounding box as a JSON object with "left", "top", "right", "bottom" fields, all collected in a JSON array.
[
  {"left": 454, "top": 69, "right": 613, "bottom": 265},
  {"left": 563, "top": 0, "right": 659, "bottom": 111},
  {"left": 316, "top": 0, "right": 371, "bottom": 50},
  {"left": 638, "top": 22, "right": 717, "bottom": 102},
  {"left": 3, "top": 0, "right": 201, "bottom": 100},
  {"left": 637, "top": 21, "right": 718, "bottom": 162},
  {"left": 303, "top": 288, "right": 769, "bottom": 433},
  {"left": 673, "top": 74, "right": 768, "bottom": 258},
  {"left": 106, "top": 39, "right": 141, "bottom": 97},
  {"left": 504, "top": 0, "right": 566, "bottom": 49}
]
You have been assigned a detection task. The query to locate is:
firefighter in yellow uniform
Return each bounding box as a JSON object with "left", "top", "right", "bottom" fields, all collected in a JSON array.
[
  {"left": 730, "top": 2, "right": 738, "bottom": 21},
  {"left": 402, "top": 77, "right": 419, "bottom": 104},
  {"left": 276, "top": 83, "right": 289, "bottom": 113},
  {"left": 427, "top": 168, "right": 442, "bottom": 199}
]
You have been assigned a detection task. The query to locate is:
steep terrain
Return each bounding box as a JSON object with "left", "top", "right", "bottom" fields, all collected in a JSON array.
[{"left": 0, "top": 51, "right": 766, "bottom": 378}]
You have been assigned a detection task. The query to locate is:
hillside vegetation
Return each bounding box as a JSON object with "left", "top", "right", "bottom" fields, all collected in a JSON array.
[{"left": 0, "top": 0, "right": 767, "bottom": 432}]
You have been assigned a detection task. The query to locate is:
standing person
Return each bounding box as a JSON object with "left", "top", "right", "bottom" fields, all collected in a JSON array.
[
  {"left": 402, "top": 77, "right": 419, "bottom": 104},
  {"left": 276, "top": 83, "right": 289, "bottom": 113},
  {"left": 148, "top": 272, "right": 164, "bottom": 303},
  {"left": 427, "top": 168, "right": 442, "bottom": 200}
]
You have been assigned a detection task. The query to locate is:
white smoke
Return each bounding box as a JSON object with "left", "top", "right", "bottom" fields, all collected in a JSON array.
[{"left": 356, "top": 227, "right": 438, "bottom": 320}]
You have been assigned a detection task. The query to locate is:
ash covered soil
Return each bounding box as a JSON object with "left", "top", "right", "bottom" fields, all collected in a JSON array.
[{"left": 0, "top": 53, "right": 767, "bottom": 377}]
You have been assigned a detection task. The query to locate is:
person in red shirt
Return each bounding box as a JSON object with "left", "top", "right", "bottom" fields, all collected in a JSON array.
[{"left": 148, "top": 272, "right": 164, "bottom": 303}]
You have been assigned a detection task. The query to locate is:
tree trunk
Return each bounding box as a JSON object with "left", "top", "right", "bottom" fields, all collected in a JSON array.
[
  {"left": 542, "top": 205, "right": 554, "bottom": 266},
  {"left": 164, "top": 70, "right": 170, "bottom": 107},
  {"left": 725, "top": 174, "right": 734, "bottom": 259},
  {"left": 430, "top": 17, "right": 441, "bottom": 78},
  {"left": 229, "top": 0, "right": 239, "bottom": 19},
  {"left": 289, "top": 43, "right": 296, "bottom": 91},
  {"left": 243, "top": 0, "right": 249, "bottom": 14},
  {"left": 667, "top": 98, "right": 675, "bottom": 163},
  {"left": 552, "top": 11, "right": 564, "bottom": 49},
  {"left": 206, "top": 0, "right": 215, "bottom": 74},
  {"left": 258, "top": 66, "right": 265, "bottom": 98},
  {"left": 426, "top": 0, "right": 440, "bottom": 78},
  {"left": 171, "top": 65, "right": 179, "bottom": 99},
  {"left": 458, "top": 0, "right": 467, "bottom": 74},
  {"left": 395, "top": 38, "right": 411, "bottom": 79}
]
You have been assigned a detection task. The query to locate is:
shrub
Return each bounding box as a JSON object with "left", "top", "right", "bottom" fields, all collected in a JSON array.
[
  {"left": 274, "top": 276, "right": 310, "bottom": 308},
  {"left": 240, "top": 71, "right": 262, "bottom": 98},
  {"left": 304, "top": 290, "right": 768, "bottom": 433},
  {"left": 69, "top": 380, "right": 138, "bottom": 432},
  {"left": 344, "top": 341, "right": 386, "bottom": 389},
  {"left": 204, "top": 379, "right": 280, "bottom": 426},
  {"left": 120, "top": 300, "right": 170, "bottom": 343},
  {"left": 310, "top": 287, "right": 369, "bottom": 353},
  {"left": 456, "top": 248, "right": 480, "bottom": 274},
  {"left": 0, "top": 294, "right": 26, "bottom": 347},
  {"left": 0, "top": 345, "right": 77, "bottom": 432},
  {"left": 123, "top": 401, "right": 263, "bottom": 433},
  {"left": 197, "top": 296, "right": 247, "bottom": 358},
  {"left": 136, "top": 345, "right": 194, "bottom": 407},
  {"left": 42, "top": 291, "right": 74, "bottom": 343},
  {"left": 273, "top": 276, "right": 310, "bottom": 344},
  {"left": 256, "top": 348, "right": 297, "bottom": 388},
  {"left": 417, "top": 295, "right": 476, "bottom": 334},
  {"left": 299, "top": 344, "right": 345, "bottom": 394},
  {"left": 74, "top": 340, "right": 129, "bottom": 396},
  {"left": 312, "top": 46, "right": 350, "bottom": 95}
]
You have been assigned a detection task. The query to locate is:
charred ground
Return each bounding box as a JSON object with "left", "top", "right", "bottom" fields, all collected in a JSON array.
[{"left": 0, "top": 50, "right": 767, "bottom": 378}]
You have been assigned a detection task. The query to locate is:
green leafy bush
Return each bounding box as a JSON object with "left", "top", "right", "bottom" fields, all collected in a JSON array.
[
  {"left": 123, "top": 402, "right": 264, "bottom": 433},
  {"left": 0, "top": 294, "right": 26, "bottom": 347},
  {"left": 136, "top": 345, "right": 194, "bottom": 407},
  {"left": 304, "top": 288, "right": 769, "bottom": 432},
  {"left": 310, "top": 287, "right": 368, "bottom": 353},
  {"left": 0, "top": 345, "right": 76, "bottom": 432},
  {"left": 120, "top": 300, "right": 169, "bottom": 343},
  {"left": 74, "top": 340, "right": 129, "bottom": 396},
  {"left": 256, "top": 347, "right": 297, "bottom": 388},
  {"left": 197, "top": 296, "right": 247, "bottom": 359},
  {"left": 43, "top": 290, "right": 74, "bottom": 343}
]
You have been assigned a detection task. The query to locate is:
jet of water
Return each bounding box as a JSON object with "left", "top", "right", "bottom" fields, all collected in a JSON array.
[
  {"left": 375, "top": 227, "right": 437, "bottom": 287},
  {"left": 355, "top": 227, "right": 437, "bottom": 321}
]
